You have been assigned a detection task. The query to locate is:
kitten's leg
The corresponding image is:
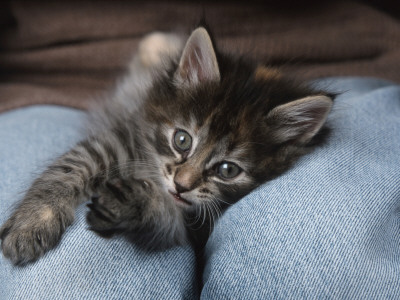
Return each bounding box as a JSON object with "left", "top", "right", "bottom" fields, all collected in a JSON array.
[{"left": 0, "top": 137, "right": 121, "bottom": 264}]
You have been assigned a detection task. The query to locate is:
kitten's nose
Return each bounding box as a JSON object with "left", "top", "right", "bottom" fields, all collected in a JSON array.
[
  {"left": 174, "top": 166, "right": 200, "bottom": 194},
  {"left": 174, "top": 180, "right": 190, "bottom": 194}
]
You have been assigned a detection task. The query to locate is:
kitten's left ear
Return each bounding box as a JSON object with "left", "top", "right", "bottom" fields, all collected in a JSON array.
[
  {"left": 265, "top": 95, "right": 333, "bottom": 144},
  {"left": 174, "top": 27, "right": 220, "bottom": 87}
]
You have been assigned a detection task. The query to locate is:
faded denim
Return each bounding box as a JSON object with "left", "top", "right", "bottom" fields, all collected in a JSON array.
[
  {"left": 0, "top": 77, "right": 399, "bottom": 299},
  {"left": 203, "top": 77, "right": 400, "bottom": 299}
]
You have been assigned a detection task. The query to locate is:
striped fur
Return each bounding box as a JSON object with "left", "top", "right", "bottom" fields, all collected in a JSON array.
[{"left": 0, "top": 27, "right": 333, "bottom": 265}]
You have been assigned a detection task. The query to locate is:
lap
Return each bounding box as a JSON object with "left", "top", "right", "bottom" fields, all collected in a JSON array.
[
  {"left": 202, "top": 77, "right": 400, "bottom": 299},
  {"left": 1, "top": 77, "right": 399, "bottom": 299}
]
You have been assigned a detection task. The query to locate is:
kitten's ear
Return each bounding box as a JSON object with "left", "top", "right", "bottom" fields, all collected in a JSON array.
[
  {"left": 265, "top": 95, "right": 333, "bottom": 144},
  {"left": 174, "top": 27, "right": 220, "bottom": 87}
]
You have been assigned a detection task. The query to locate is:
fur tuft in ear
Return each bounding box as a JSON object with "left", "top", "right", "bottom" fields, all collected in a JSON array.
[
  {"left": 265, "top": 95, "right": 333, "bottom": 144},
  {"left": 174, "top": 27, "right": 220, "bottom": 87}
]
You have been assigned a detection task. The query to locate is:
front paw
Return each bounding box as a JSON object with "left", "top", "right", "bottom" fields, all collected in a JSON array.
[
  {"left": 86, "top": 193, "right": 124, "bottom": 238},
  {"left": 87, "top": 178, "right": 152, "bottom": 237},
  {"left": 0, "top": 206, "right": 72, "bottom": 265}
]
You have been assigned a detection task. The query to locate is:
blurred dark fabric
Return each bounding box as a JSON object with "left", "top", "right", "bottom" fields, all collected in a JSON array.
[{"left": 1, "top": 0, "right": 400, "bottom": 112}]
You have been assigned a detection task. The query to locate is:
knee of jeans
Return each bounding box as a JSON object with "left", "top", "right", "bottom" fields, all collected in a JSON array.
[{"left": 202, "top": 180, "right": 400, "bottom": 299}]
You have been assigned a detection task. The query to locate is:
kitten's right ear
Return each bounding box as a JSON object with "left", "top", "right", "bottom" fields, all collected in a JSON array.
[
  {"left": 265, "top": 95, "right": 333, "bottom": 144},
  {"left": 174, "top": 27, "right": 220, "bottom": 88}
]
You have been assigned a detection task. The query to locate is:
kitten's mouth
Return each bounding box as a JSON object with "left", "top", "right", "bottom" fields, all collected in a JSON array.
[{"left": 169, "top": 191, "right": 192, "bottom": 206}]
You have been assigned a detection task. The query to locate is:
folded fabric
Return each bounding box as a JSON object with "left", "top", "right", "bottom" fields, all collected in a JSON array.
[
  {"left": 1, "top": 77, "right": 399, "bottom": 299},
  {"left": 203, "top": 77, "right": 400, "bottom": 299}
]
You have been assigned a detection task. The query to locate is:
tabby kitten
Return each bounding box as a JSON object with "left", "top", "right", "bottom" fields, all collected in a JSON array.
[{"left": 0, "top": 26, "right": 333, "bottom": 265}]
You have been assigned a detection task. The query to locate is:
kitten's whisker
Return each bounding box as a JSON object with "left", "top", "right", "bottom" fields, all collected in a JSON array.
[
  {"left": 195, "top": 203, "right": 203, "bottom": 225},
  {"left": 207, "top": 204, "right": 213, "bottom": 237},
  {"left": 210, "top": 201, "right": 221, "bottom": 228},
  {"left": 184, "top": 203, "right": 203, "bottom": 227},
  {"left": 190, "top": 203, "right": 206, "bottom": 230},
  {"left": 121, "top": 172, "right": 161, "bottom": 181},
  {"left": 211, "top": 200, "right": 222, "bottom": 220},
  {"left": 206, "top": 203, "right": 214, "bottom": 237},
  {"left": 200, "top": 203, "right": 207, "bottom": 228},
  {"left": 215, "top": 197, "right": 231, "bottom": 206}
]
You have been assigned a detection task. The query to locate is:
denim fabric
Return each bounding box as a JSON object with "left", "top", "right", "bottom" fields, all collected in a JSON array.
[
  {"left": 202, "top": 77, "right": 400, "bottom": 299},
  {"left": 0, "top": 77, "right": 399, "bottom": 299},
  {"left": 0, "top": 107, "right": 197, "bottom": 300}
]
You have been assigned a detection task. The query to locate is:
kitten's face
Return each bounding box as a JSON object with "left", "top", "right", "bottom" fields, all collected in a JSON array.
[
  {"left": 157, "top": 118, "right": 257, "bottom": 211},
  {"left": 142, "top": 27, "right": 332, "bottom": 212}
]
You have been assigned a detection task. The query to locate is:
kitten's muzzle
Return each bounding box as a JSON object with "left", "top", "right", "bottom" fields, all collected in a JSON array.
[{"left": 168, "top": 190, "right": 192, "bottom": 206}]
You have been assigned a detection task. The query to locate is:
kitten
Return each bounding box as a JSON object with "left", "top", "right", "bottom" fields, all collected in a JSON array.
[{"left": 0, "top": 26, "right": 333, "bottom": 265}]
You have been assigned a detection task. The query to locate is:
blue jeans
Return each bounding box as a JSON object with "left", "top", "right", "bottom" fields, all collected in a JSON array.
[{"left": 1, "top": 78, "right": 399, "bottom": 299}]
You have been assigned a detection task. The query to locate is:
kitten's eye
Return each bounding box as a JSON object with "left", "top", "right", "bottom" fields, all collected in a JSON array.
[
  {"left": 217, "top": 162, "right": 241, "bottom": 179},
  {"left": 173, "top": 130, "right": 192, "bottom": 152}
]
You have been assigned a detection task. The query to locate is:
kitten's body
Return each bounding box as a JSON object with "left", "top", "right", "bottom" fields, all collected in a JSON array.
[{"left": 0, "top": 27, "right": 333, "bottom": 265}]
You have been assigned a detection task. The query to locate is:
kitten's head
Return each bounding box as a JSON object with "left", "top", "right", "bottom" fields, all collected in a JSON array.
[{"left": 143, "top": 27, "right": 332, "bottom": 212}]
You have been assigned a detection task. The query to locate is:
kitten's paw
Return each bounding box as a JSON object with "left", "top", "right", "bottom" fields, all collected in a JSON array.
[
  {"left": 0, "top": 207, "right": 72, "bottom": 265},
  {"left": 87, "top": 178, "right": 152, "bottom": 237}
]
